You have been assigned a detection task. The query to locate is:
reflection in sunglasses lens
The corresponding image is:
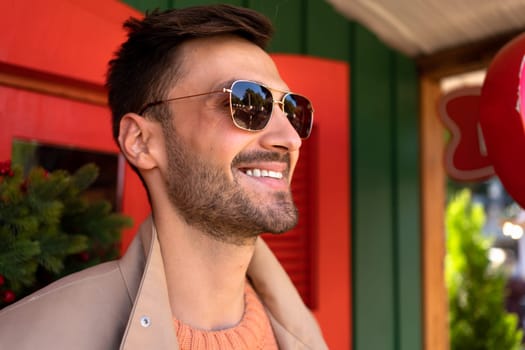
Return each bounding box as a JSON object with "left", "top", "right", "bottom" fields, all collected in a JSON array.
[
  {"left": 229, "top": 81, "right": 312, "bottom": 138},
  {"left": 284, "top": 94, "right": 311, "bottom": 139},
  {"left": 231, "top": 82, "right": 272, "bottom": 131}
]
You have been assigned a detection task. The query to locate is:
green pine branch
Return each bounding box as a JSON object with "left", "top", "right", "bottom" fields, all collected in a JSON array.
[{"left": 0, "top": 162, "right": 132, "bottom": 306}]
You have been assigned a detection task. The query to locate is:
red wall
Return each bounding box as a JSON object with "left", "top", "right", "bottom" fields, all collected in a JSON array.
[{"left": 0, "top": 0, "right": 140, "bottom": 85}]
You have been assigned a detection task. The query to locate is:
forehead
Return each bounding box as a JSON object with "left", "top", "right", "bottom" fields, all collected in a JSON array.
[{"left": 175, "top": 35, "right": 288, "bottom": 92}]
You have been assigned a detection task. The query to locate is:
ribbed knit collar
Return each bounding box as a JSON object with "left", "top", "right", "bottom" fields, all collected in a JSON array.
[{"left": 173, "top": 282, "right": 278, "bottom": 350}]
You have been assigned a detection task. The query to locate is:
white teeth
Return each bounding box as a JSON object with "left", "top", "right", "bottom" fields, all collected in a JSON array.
[
  {"left": 244, "top": 168, "right": 283, "bottom": 179},
  {"left": 268, "top": 171, "right": 283, "bottom": 179}
]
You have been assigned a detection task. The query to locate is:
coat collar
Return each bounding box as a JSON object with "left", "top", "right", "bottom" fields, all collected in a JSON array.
[
  {"left": 118, "top": 216, "right": 327, "bottom": 350},
  {"left": 119, "top": 217, "right": 178, "bottom": 349}
]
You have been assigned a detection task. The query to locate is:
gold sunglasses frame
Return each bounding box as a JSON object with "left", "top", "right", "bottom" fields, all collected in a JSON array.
[{"left": 138, "top": 80, "right": 314, "bottom": 138}]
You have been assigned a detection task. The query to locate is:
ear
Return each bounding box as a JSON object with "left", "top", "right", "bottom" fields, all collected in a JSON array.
[{"left": 118, "top": 113, "right": 159, "bottom": 171}]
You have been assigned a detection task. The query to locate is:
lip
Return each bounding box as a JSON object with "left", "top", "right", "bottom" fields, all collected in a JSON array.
[
  {"left": 234, "top": 162, "right": 290, "bottom": 191},
  {"left": 239, "top": 171, "right": 290, "bottom": 191},
  {"left": 235, "top": 161, "right": 288, "bottom": 173}
]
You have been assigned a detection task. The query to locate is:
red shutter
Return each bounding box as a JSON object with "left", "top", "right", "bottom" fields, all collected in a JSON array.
[{"left": 262, "top": 126, "right": 318, "bottom": 309}]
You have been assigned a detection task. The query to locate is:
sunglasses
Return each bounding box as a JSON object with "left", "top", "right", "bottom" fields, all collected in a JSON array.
[{"left": 138, "top": 80, "right": 314, "bottom": 139}]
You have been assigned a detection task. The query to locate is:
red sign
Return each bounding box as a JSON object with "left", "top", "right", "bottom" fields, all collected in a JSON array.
[{"left": 439, "top": 87, "right": 495, "bottom": 182}]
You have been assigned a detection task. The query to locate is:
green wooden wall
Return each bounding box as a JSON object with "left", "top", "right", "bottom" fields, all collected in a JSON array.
[{"left": 121, "top": 1, "right": 421, "bottom": 349}]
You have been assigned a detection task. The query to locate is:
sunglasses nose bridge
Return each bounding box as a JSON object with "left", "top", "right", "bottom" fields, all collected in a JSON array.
[
  {"left": 269, "top": 98, "right": 290, "bottom": 120},
  {"left": 272, "top": 99, "right": 285, "bottom": 110}
]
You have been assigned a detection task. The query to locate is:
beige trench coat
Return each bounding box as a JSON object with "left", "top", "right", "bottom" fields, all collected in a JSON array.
[{"left": 0, "top": 217, "right": 328, "bottom": 349}]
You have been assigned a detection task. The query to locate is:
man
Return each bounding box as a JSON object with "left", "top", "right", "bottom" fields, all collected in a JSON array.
[{"left": 0, "top": 4, "right": 327, "bottom": 349}]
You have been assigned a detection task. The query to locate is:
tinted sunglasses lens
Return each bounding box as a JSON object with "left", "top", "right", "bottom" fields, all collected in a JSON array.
[
  {"left": 283, "top": 94, "right": 313, "bottom": 138},
  {"left": 230, "top": 81, "right": 273, "bottom": 131}
]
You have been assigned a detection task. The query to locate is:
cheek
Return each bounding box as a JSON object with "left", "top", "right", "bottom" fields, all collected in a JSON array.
[
  {"left": 177, "top": 106, "right": 233, "bottom": 150},
  {"left": 188, "top": 130, "right": 246, "bottom": 171},
  {"left": 172, "top": 105, "right": 257, "bottom": 172},
  {"left": 196, "top": 117, "right": 252, "bottom": 158}
]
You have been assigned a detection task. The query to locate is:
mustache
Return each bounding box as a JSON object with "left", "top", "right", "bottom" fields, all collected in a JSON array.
[{"left": 231, "top": 151, "right": 291, "bottom": 168}]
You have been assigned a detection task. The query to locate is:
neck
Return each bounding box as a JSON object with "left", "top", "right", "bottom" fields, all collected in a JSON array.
[{"left": 153, "top": 211, "right": 256, "bottom": 331}]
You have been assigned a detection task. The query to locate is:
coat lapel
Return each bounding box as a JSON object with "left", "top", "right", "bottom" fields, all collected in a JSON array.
[{"left": 119, "top": 217, "right": 179, "bottom": 349}]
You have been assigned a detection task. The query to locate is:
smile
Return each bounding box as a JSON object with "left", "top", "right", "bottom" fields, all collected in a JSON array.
[{"left": 244, "top": 168, "right": 283, "bottom": 179}]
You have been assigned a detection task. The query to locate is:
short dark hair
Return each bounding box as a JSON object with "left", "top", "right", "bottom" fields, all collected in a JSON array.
[{"left": 106, "top": 4, "right": 274, "bottom": 144}]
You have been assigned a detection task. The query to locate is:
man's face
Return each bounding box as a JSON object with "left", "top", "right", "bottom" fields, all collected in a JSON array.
[{"left": 158, "top": 35, "right": 302, "bottom": 244}]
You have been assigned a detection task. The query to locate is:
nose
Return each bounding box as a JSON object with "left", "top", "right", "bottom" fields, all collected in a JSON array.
[{"left": 259, "top": 102, "right": 302, "bottom": 153}]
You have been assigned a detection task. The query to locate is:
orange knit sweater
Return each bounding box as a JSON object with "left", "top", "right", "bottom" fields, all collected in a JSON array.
[{"left": 173, "top": 283, "right": 279, "bottom": 349}]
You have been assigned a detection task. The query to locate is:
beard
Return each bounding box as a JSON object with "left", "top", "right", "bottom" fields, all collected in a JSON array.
[{"left": 163, "top": 123, "right": 298, "bottom": 245}]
